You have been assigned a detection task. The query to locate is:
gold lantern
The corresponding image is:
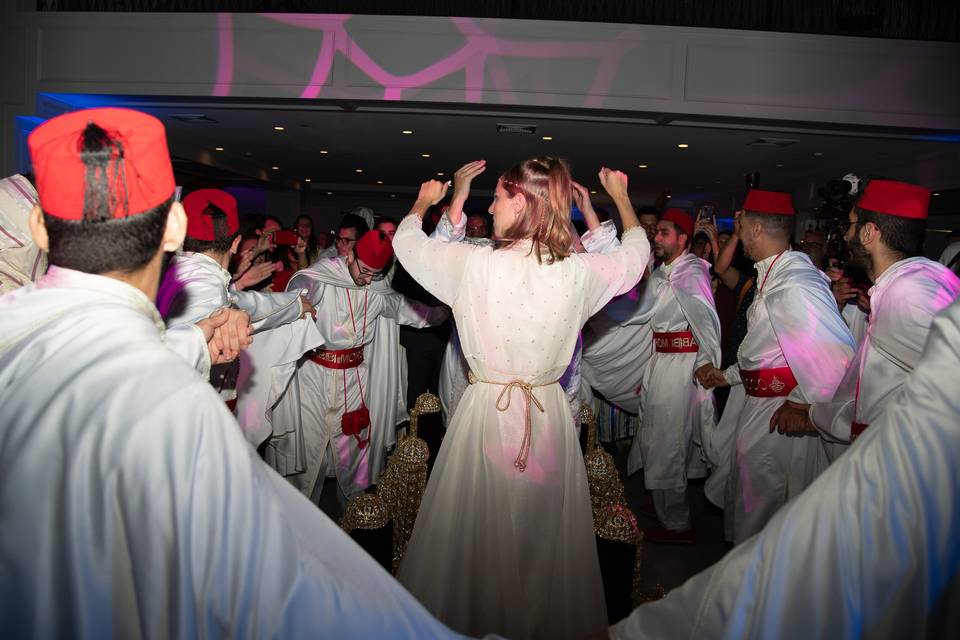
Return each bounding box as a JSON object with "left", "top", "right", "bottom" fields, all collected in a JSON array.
[{"left": 378, "top": 391, "right": 437, "bottom": 571}]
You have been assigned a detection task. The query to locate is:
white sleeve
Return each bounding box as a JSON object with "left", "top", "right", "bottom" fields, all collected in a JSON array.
[
  {"left": 381, "top": 293, "right": 450, "bottom": 328},
  {"left": 723, "top": 365, "right": 742, "bottom": 386},
  {"left": 578, "top": 226, "right": 652, "bottom": 316},
  {"left": 234, "top": 290, "right": 304, "bottom": 332},
  {"left": 392, "top": 214, "right": 477, "bottom": 307},
  {"left": 163, "top": 324, "right": 212, "bottom": 379},
  {"left": 430, "top": 209, "right": 467, "bottom": 243},
  {"left": 580, "top": 219, "right": 620, "bottom": 254}
]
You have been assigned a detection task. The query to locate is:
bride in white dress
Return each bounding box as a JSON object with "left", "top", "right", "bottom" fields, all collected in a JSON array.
[{"left": 392, "top": 158, "right": 651, "bottom": 640}]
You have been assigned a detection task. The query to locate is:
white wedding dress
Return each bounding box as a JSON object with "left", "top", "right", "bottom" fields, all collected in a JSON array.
[{"left": 392, "top": 215, "right": 650, "bottom": 639}]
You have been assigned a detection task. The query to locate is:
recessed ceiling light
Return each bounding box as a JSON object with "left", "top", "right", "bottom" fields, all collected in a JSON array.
[
  {"left": 590, "top": 190, "right": 597, "bottom": 194},
  {"left": 273, "top": 126, "right": 284, "bottom": 131},
  {"left": 436, "top": 172, "right": 444, "bottom": 176},
  {"left": 271, "top": 166, "right": 279, "bottom": 170},
  {"left": 933, "top": 192, "right": 941, "bottom": 196},
  {"left": 355, "top": 168, "right": 363, "bottom": 173},
  {"left": 391, "top": 194, "right": 397, "bottom": 198},
  {"left": 402, "top": 130, "right": 413, "bottom": 135},
  {"left": 542, "top": 136, "right": 553, "bottom": 141},
  {"left": 214, "top": 147, "right": 224, "bottom": 151},
  {"left": 327, "top": 191, "right": 333, "bottom": 195},
  {"left": 813, "top": 151, "right": 824, "bottom": 157},
  {"left": 677, "top": 143, "right": 689, "bottom": 149},
  {"left": 319, "top": 150, "right": 329, "bottom": 154},
  {"left": 421, "top": 153, "right": 431, "bottom": 158},
  {"left": 638, "top": 164, "right": 648, "bottom": 169},
  {"left": 666, "top": 194, "right": 672, "bottom": 198},
  {"left": 376, "top": 180, "right": 383, "bottom": 184},
  {"left": 305, "top": 178, "right": 311, "bottom": 182}
]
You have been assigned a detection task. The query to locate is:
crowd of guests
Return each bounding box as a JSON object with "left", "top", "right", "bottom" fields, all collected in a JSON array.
[{"left": 1, "top": 106, "right": 959, "bottom": 639}]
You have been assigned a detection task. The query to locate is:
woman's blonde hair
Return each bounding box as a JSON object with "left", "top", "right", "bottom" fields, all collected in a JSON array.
[{"left": 497, "top": 156, "right": 574, "bottom": 264}]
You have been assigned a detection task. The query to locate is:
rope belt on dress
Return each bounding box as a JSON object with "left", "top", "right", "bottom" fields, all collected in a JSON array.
[{"left": 468, "top": 371, "right": 558, "bottom": 472}]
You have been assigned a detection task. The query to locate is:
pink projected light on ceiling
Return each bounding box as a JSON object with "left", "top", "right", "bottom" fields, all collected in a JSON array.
[{"left": 214, "top": 13, "right": 639, "bottom": 107}]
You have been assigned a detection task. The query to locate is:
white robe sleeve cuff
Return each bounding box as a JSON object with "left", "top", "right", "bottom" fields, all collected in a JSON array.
[
  {"left": 723, "top": 365, "right": 742, "bottom": 386},
  {"left": 163, "top": 323, "right": 212, "bottom": 379},
  {"left": 580, "top": 220, "right": 620, "bottom": 254}
]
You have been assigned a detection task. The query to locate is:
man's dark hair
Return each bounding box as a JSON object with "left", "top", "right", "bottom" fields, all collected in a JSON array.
[
  {"left": 43, "top": 121, "right": 173, "bottom": 274},
  {"left": 854, "top": 206, "right": 926, "bottom": 259},
  {"left": 260, "top": 215, "right": 282, "bottom": 231},
  {"left": 742, "top": 210, "right": 794, "bottom": 243},
  {"left": 182, "top": 232, "right": 238, "bottom": 254},
  {"left": 338, "top": 213, "right": 370, "bottom": 236},
  {"left": 45, "top": 198, "right": 172, "bottom": 274},
  {"left": 637, "top": 205, "right": 660, "bottom": 219},
  {"left": 376, "top": 215, "right": 399, "bottom": 228}
]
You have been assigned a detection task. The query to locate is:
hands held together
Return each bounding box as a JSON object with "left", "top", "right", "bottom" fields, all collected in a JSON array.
[
  {"left": 196, "top": 308, "right": 253, "bottom": 365},
  {"left": 694, "top": 363, "right": 728, "bottom": 389}
]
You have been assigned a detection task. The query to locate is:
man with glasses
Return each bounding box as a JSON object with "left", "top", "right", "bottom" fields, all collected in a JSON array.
[
  {"left": 334, "top": 213, "right": 369, "bottom": 258},
  {"left": 266, "top": 230, "right": 448, "bottom": 507}
]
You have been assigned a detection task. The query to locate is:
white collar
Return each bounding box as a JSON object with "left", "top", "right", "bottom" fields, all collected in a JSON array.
[
  {"left": 37, "top": 266, "right": 166, "bottom": 333},
  {"left": 180, "top": 251, "right": 232, "bottom": 282}
]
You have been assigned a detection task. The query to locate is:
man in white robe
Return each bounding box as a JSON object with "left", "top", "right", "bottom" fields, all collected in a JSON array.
[
  {"left": 698, "top": 190, "right": 855, "bottom": 544},
  {"left": 608, "top": 299, "right": 960, "bottom": 640},
  {"left": 579, "top": 271, "right": 656, "bottom": 417},
  {"left": 267, "top": 230, "right": 447, "bottom": 505},
  {"left": 157, "top": 189, "right": 319, "bottom": 414},
  {"left": 632, "top": 208, "right": 720, "bottom": 543},
  {"left": 772, "top": 180, "right": 960, "bottom": 460},
  {"left": 579, "top": 207, "right": 661, "bottom": 444},
  {"left": 0, "top": 107, "right": 466, "bottom": 639}
]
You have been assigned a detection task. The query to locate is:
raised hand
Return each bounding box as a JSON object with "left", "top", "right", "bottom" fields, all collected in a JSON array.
[
  {"left": 452, "top": 160, "right": 486, "bottom": 203},
  {"left": 571, "top": 181, "right": 602, "bottom": 231},
  {"left": 255, "top": 229, "right": 275, "bottom": 254},
  {"left": 571, "top": 181, "right": 593, "bottom": 213},
  {"left": 448, "top": 160, "right": 486, "bottom": 226},
  {"left": 598, "top": 167, "right": 629, "bottom": 201},
  {"left": 417, "top": 179, "right": 450, "bottom": 207},
  {"left": 234, "top": 246, "right": 254, "bottom": 278},
  {"left": 233, "top": 260, "right": 280, "bottom": 291},
  {"left": 695, "top": 219, "right": 718, "bottom": 241}
]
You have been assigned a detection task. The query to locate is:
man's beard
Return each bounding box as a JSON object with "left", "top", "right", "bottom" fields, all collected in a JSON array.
[{"left": 847, "top": 232, "right": 872, "bottom": 273}]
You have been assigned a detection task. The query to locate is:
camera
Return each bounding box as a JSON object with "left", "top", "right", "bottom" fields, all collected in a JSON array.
[{"left": 817, "top": 173, "right": 861, "bottom": 209}]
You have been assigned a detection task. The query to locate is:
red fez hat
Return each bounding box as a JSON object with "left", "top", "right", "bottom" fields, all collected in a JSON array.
[
  {"left": 355, "top": 229, "right": 394, "bottom": 270},
  {"left": 662, "top": 208, "right": 694, "bottom": 238},
  {"left": 28, "top": 107, "right": 175, "bottom": 221},
  {"left": 743, "top": 189, "right": 794, "bottom": 216},
  {"left": 857, "top": 179, "right": 930, "bottom": 220},
  {"left": 183, "top": 189, "right": 239, "bottom": 241}
]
